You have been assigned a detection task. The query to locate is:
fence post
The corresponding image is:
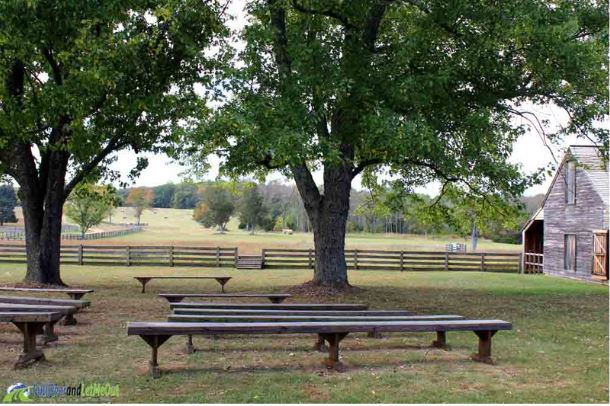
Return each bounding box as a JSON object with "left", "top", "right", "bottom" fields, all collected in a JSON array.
[
  {"left": 354, "top": 249, "right": 359, "bottom": 270},
  {"left": 169, "top": 246, "right": 174, "bottom": 267},
  {"left": 308, "top": 249, "right": 313, "bottom": 269},
  {"left": 235, "top": 247, "right": 239, "bottom": 267},
  {"left": 480, "top": 253, "right": 485, "bottom": 272},
  {"left": 126, "top": 246, "right": 131, "bottom": 266},
  {"left": 400, "top": 251, "right": 404, "bottom": 272},
  {"left": 216, "top": 247, "right": 220, "bottom": 267},
  {"left": 519, "top": 253, "right": 524, "bottom": 274},
  {"left": 261, "top": 248, "right": 267, "bottom": 268},
  {"left": 78, "top": 245, "right": 84, "bottom": 266},
  {"left": 444, "top": 252, "right": 449, "bottom": 271}
]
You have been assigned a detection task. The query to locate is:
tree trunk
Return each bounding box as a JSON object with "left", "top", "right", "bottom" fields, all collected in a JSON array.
[
  {"left": 293, "top": 164, "right": 352, "bottom": 289},
  {"left": 21, "top": 151, "right": 68, "bottom": 286},
  {"left": 471, "top": 218, "right": 478, "bottom": 252}
]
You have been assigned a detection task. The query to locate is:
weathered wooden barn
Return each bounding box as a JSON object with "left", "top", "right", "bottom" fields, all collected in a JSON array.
[{"left": 522, "top": 145, "right": 609, "bottom": 281}]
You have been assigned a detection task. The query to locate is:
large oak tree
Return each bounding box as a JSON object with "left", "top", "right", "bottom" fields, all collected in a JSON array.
[
  {"left": 0, "top": 0, "right": 226, "bottom": 284},
  {"left": 194, "top": 0, "right": 608, "bottom": 289}
]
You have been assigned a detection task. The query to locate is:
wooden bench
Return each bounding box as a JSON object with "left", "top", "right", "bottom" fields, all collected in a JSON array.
[
  {"left": 159, "top": 293, "right": 291, "bottom": 304},
  {"left": 168, "top": 313, "right": 465, "bottom": 353},
  {"left": 0, "top": 303, "right": 78, "bottom": 344},
  {"left": 127, "top": 319, "right": 512, "bottom": 377},
  {"left": 134, "top": 276, "right": 232, "bottom": 293},
  {"left": 0, "top": 286, "right": 93, "bottom": 300},
  {"left": 1, "top": 311, "right": 64, "bottom": 368},
  {"left": 0, "top": 296, "right": 90, "bottom": 325},
  {"left": 169, "top": 303, "right": 368, "bottom": 311}
]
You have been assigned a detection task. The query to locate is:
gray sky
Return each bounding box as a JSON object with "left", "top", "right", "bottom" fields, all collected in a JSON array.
[{"left": 108, "top": 1, "right": 600, "bottom": 197}]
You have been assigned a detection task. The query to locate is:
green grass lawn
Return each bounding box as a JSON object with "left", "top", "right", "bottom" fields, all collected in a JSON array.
[
  {"left": 0, "top": 264, "right": 607, "bottom": 403},
  {"left": 64, "top": 207, "right": 520, "bottom": 253}
]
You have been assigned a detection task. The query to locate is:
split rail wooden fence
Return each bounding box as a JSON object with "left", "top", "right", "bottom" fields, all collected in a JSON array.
[
  {"left": 0, "top": 244, "right": 522, "bottom": 272},
  {"left": 262, "top": 248, "right": 522, "bottom": 272},
  {"left": 0, "top": 244, "right": 237, "bottom": 267}
]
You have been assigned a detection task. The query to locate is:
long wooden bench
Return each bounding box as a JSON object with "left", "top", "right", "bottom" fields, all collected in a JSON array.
[
  {"left": 1, "top": 311, "right": 64, "bottom": 368},
  {"left": 134, "top": 276, "right": 232, "bottom": 293},
  {"left": 127, "top": 319, "right": 512, "bottom": 377},
  {"left": 168, "top": 313, "right": 465, "bottom": 353},
  {"left": 0, "top": 296, "right": 90, "bottom": 325},
  {"left": 0, "top": 303, "right": 78, "bottom": 343},
  {"left": 160, "top": 293, "right": 291, "bottom": 304},
  {"left": 0, "top": 286, "right": 93, "bottom": 300},
  {"left": 169, "top": 303, "right": 368, "bottom": 311}
]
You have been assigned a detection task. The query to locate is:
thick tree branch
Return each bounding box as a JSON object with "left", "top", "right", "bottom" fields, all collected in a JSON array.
[
  {"left": 64, "top": 137, "right": 121, "bottom": 199},
  {"left": 291, "top": 0, "right": 356, "bottom": 29},
  {"left": 268, "top": 0, "right": 293, "bottom": 80},
  {"left": 42, "top": 47, "right": 63, "bottom": 85},
  {"left": 291, "top": 163, "right": 322, "bottom": 210}
]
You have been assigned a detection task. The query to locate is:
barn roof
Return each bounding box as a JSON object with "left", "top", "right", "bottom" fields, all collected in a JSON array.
[
  {"left": 521, "top": 144, "right": 608, "bottom": 231},
  {"left": 568, "top": 145, "right": 609, "bottom": 207}
]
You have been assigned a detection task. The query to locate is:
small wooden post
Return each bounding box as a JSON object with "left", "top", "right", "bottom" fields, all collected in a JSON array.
[
  {"left": 308, "top": 249, "right": 313, "bottom": 269},
  {"left": 480, "top": 254, "right": 485, "bottom": 272},
  {"left": 354, "top": 249, "right": 359, "bottom": 270},
  {"left": 78, "top": 245, "right": 84, "bottom": 265},
  {"left": 235, "top": 247, "right": 239, "bottom": 267},
  {"left": 519, "top": 253, "right": 524, "bottom": 274},
  {"left": 444, "top": 252, "right": 449, "bottom": 271},
  {"left": 261, "top": 249, "right": 266, "bottom": 268},
  {"left": 215, "top": 247, "right": 220, "bottom": 267},
  {"left": 126, "top": 246, "right": 131, "bottom": 266},
  {"left": 169, "top": 246, "right": 174, "bottom": 267},
  {"left": 400, "top": 251, "right": 404, "bottom": 272}
]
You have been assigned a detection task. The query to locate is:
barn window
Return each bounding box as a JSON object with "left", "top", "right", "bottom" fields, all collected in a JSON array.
[
  {"left": 565, "top": 161, "right": 576, "bottom": 204},
  {"left": 564, "top": 234, "right": 576, "bottom": 271}
]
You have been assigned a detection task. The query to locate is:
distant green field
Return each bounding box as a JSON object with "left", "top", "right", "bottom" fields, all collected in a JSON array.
[
  {"left": 61, "top": 207, "right": 520, "bottom": 253},
  {"left": 0, "top": 265, "right": 606, "bottom": 403}
]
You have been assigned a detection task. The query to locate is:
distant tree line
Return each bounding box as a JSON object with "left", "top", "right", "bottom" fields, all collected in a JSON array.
[{"left": 119, "top": 181, "right": 543, "bottom": 242}]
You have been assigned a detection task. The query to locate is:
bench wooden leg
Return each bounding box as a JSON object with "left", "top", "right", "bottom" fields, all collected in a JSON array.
[
  {"left": 216, "top": 279, "right": 229, "bottom": 293},
  {"left": 320, "top": 332, "right": 348, "bottom": 370},
  {"left": 269, "top": 297, "right": 285, "bottom": 304},
  {"left": 68, "top": 293, "right": 85, "bottom": 300},
  {"left": 40, "top": 321, "right": 59, "bottom": 345},
  {"left": 472, "top": 330, "right": 497, "bottom": 363},
  {"left": 13, "top": 322, "right": 46, "bottom": 369},
  {"left": 432, "top": 331, "right": 450, "bottom": 349},
  {"left": 62, "top": 314, "right": 78, "bottom": 326},
  {"left": 185, "top": 335, "right": 195, "bottom": 354},
  {"left": 141, "top": 335, "right": 171, "bottom": 378},
  {"left": 138, "top": 278, "right": 151, "bottom": 293},
  {"left": 367, "top": 330, "right": 383, "bottom": 339},
  {"left": 313, "top": 334, "right": 328, "bottom": 352},
  {"left": 166, "top": 297, "right": 184, "bottom": 303}
]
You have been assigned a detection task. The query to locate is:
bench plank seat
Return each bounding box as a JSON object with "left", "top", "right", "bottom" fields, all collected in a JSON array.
[
  {"left": 134, "top": 276, "right": 232, "bottom": 293},
  {"left": 0, "top": 287, "right": 93, "bottom": 300},
  {"left": 169, "top": 303, "right": 368, "bottom": 311},
  {"left": 0, "top": 295, "right": 90, "bottom": 325},
  {"left": 168, "top": 314, "right": 464, "bottom": 323},
  {"left": 0, "top": 311, "right": 64, "bottom": 368},
  {"left": 172, "top": 309, "right": 412, "bottom": 316},
  {"left": 127, "top": 319, "right": 512, "bottom": 378},
  {"left": 0, "top": 303, "right": 78, "bottom": 343},
  {"left": 160, "top": 293, "right": 291, "bottom": 304}
]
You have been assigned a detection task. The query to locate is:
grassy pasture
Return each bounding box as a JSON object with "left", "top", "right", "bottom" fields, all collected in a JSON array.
[
  {"left": 0, "top": 264, "right": 607, "bottom": 403},
  {"left": 56, "top": 207, "right": 520, "bottom": 253}
]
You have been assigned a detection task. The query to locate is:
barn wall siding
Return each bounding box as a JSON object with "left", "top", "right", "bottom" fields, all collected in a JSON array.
[{"left": 544, "top": 164, "right": 606, "bottom": 279}]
